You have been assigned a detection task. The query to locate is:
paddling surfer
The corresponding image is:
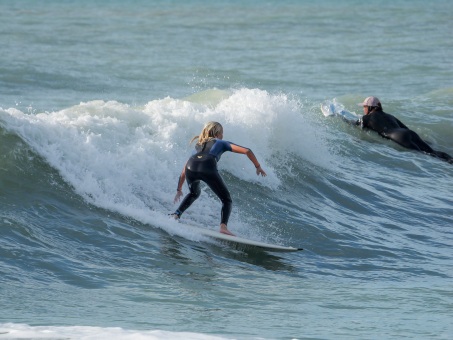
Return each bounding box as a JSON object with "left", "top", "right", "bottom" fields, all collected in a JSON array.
[{"left": 355, "top": 96, "right": 452, "bottom": 164}]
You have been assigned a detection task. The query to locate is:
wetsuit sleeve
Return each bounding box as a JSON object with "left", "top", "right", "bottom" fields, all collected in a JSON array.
[
  {"left": 220, "top": 140, "right": 233, "bottom": 152},
  {"left": 209, "top": 140, "right": 232, "bottom": 161}
]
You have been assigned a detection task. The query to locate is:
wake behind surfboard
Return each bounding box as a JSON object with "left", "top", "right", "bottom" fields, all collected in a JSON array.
[{"left": 183, "top": 224, "right": 302, "bottom": 252}]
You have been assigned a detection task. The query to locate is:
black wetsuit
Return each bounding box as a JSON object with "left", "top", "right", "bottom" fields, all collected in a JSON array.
[
  {"left": 175, "top": 139, "right": 233, "bottom": 224},
  {"left": 357, "top": 109, "right": 452, "bottom": 163}
]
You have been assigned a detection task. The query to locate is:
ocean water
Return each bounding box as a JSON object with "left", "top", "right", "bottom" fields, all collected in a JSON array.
[{"left": 1, "top": 1, "right": 452, "bottom": 339}]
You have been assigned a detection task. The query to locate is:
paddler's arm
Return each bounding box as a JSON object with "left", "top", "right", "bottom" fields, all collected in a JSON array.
[
  {"left": 339, "top": 115, "right": 362, "bottom": 127},
  {"left": 230, "top": 144, "right": 267, "bottom": 177}
]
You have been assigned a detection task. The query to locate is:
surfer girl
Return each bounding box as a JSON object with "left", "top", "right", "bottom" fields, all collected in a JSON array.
[
  {"left": 356, "top": 96, "right": 452, "bottom": 163},
  {"left": 171, "top": 121, "right": 267, "bottom": 236}
]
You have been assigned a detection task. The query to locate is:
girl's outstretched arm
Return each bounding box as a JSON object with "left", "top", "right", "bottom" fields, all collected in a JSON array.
[{"left": 230, "top": 144, "right": 267, "bottom": 177}]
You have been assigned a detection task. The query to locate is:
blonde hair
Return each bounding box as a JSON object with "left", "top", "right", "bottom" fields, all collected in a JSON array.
[{"left": 190, "top": 121, "right": 223, "bottom": 145}]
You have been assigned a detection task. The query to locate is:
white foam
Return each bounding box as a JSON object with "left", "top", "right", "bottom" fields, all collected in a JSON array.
[
  {"left": 0, "top": 323, "right": 231, "bottom": 340},
  {"left": 0, "top": 88, "right": 331, "bottom": 238}
]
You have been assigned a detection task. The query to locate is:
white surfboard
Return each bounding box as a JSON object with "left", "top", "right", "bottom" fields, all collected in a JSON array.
[{"left": 184, "top": 224, "right": 302, "bottom": 252}]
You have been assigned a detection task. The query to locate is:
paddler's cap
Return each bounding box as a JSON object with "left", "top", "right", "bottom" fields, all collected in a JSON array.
[{"left": 358, "top": 96, "right": 381, "bottom": 107}]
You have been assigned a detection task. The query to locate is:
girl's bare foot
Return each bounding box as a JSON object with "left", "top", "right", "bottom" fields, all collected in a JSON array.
[
  {"left": 169, "top": 213, "right": 180, "bottom": 221},
  {"left": 220, "top": 224, "right": 235, "bottom": 236}
]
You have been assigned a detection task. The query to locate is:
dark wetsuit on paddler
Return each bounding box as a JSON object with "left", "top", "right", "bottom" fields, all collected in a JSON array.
[{"left": 356, "top": 96, "right": 452, "bottom": 164}]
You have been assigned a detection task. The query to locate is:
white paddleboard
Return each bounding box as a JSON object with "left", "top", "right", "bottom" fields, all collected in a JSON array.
[{"left": 184, "top": 224, "right": 302, "bottom": 252}]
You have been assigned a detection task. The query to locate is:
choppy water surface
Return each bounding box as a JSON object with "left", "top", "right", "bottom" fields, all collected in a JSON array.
[{"left": 1, "top": 1, "right": 452, "bottom": 339}]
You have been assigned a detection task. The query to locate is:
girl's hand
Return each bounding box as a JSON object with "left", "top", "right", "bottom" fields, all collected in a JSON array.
[
  {"left": 174, "top": 190, "right": 183, "bottom": 203},
  {"left": 256, "top": 166, "right": 267, "bottom": 177}
]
